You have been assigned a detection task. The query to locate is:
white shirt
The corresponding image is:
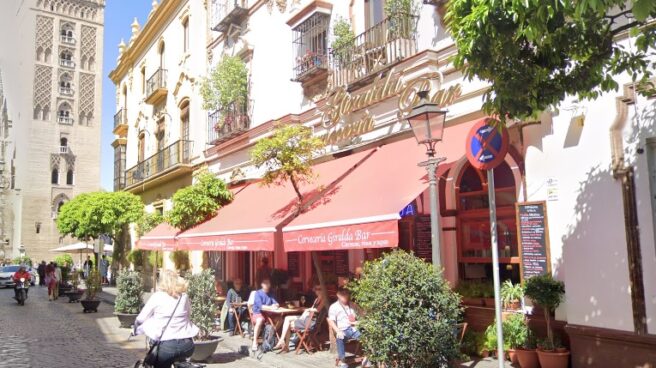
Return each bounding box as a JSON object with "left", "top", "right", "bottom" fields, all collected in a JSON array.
[
  {"left": 328, "top": 301, "right": 357, "bottom": 331},
  {"left": 135, "top": 291, "right": 199, "bottom": 341},
  {"left": 54, "top": 268, "right": 62, "bottom": 282}
]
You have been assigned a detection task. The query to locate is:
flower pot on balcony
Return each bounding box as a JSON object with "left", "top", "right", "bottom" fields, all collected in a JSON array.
[
  {"left": 537, "top": 348, "right": 570, "bottom": 368},
  {"left": 516, "top": 348, "right": 540, "bottom": 368}
]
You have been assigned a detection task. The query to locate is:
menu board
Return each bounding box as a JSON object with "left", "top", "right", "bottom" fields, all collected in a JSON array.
[
  {"left": 516, "top": 201, "right": 551, "bottom": 281},
  {"left": 287, "top": 252, "right": 300, "bottom": 278},
  {"left": 415, "top": 215, "right": 433, "bottom": 262},
  {"left": 335, "top": 251, "right": 349, "bottom": 276}
]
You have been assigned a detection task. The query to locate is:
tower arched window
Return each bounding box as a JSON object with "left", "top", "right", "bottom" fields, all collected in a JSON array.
[
  {"left": 60, "top": 25, "right": 74, "bottom": 44},
  {"left": 60, "top": 137, "right": 68, "bottom": 147},
  {"left": 58, "top": 102, "right": 72, "bottom": 124},
  {"left": 66, "top": 169, "right": 74, "bottom": 185},
  {"left": 59, "top": 73, "right": 72, "bottom": 95},
  {"left": 51, "top": 169, "right": 59, "bottom": 184},
  {"left": 59, "top": 50, "right": 74, "bottom": 68}
]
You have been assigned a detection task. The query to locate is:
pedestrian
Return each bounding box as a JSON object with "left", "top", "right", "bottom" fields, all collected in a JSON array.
[
  {"left": 99, "top": 255, "right": 109, "bottom": 285},
  {"left": 53, "top": 262, "right": 62, "bottom": 300},
  {"left": 37, "top": 260, "right": 46, "bottom": 286},
  {"left": 83, "top": 255, "right": 93, "bottom": 279},
  {"left": 45, "top": 262, "right": 57, "bottom": 301}
]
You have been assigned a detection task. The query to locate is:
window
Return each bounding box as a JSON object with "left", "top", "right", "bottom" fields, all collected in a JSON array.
[
  {"left": 36, "top": 46, "right": 44, "bottom": 61},
  {"left": 159, "top": 42, "right": 166, "bottom": 69},
  {"left": 291, "top": 13, "right": 329, "bottom": 80},
  {"left": 66, "top": 169, "right": 74, "bottom": 185},
  {"left": 365, "top": 0, "right": 386, "bottom": 28},
  {"left": 59, "top": 73, "right": 72, "bottom": 95},
  {"left": 182, "top": 17, "right": 190, "bottom": 52},
  {"left": 138, "top": 132, "right": 145, "bottom": 162},
  {"left": 140, "top": 67, "right": 146, "bottom": 94},
  {"left": 60, "top": 137, "right": 68, "bottom": 147},
  {"left": 51, "top": 169, "right": 59, "bottom": 184},
  {"left": 60, "top": 26, "right": 74, "bottom": 44},
  {"left": 113, "top": 144, "right": 126, "bottom": 191},
  {"left": 59, "top": 50, "right": 74, "bottom": 68},
  {"left": 180, "top": 99, "right": 190, "bottom": 160},
  {"left": 34, "top": 105, "right": 42, "bottom": 119},
  {"left": 58, "top": 102, "right": 72, "bottom": 124},
  {"left": 456, "top": 161, "right": 519, "bottom": 283}
]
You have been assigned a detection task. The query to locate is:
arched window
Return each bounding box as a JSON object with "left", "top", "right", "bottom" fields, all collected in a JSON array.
[
  {"left": 44, "top": 48, "right": 52, "bottom": 63},
  {"left": 180, "top": 99, "right": 190, "bottom": 160},
  {"left": 33, "top": 105, "right": 42, "bottom": 119},
  {"left": 182, "top": 17, "right": 190, "bottom": 52},
  {"left": 88, "top": 56, "right": 95, "bottom": 71},
  {"left": 59, "top": 50, "right": 73, "bottom": 68},
  {"left": 66, "top": 170, "right": 74, "bottom": 185},
  {"left": 158, "top": 41, "right": 165, "bottom": 69},
  {"left": 59, "top": 73, "right": 72, "bottom": 95},
  {"left": 42, "top": 105, "right": 50, "bottom": 120},
  {"left": 80, "top": 55, "right": 87, "bottom": 70},
  {"left": 60, "top": 25, "right": 74, "bottom": 44},
  {"left": 60, "top": 137, "right": 68, "bottom": 147},
  {"left": 58, "top": 102, "right": 72, "bottom": 124},
  {"left": 36, "top": 46, "right": 44, "bottom": 62},
  {"left": 51, "top": 169, "right": 59, "bottom": 184},
  {"left": 456, "top": 161, "right": 519, "bottom": 283},
  {"left": 86, "top": 112, "right": 93, "bottom": 126}
]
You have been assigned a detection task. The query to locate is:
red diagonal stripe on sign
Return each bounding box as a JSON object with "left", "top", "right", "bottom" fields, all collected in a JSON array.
[{"left": 474, "top": 128, "right": 500, "bottom": 160}]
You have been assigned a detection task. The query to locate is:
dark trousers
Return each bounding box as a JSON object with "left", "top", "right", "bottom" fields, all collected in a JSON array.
[
  {"left": 38, "top": 272, "right": 45, "bottom": 286},
  {"left": 146, "top": 338, "right": 194, "bottom": 368},
  {"left": 14, "top": 286, "right": 28, "bottom": 299},
  {"left": 228, "top": 306, "right": 247, "bottom": 333}
]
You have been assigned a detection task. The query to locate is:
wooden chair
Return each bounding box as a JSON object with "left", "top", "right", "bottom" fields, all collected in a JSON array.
[
  {"left": 456, "top": 322, "right": 468, "bottom": 345},
  {"left": 328, "top": 318, "right": 363, "bottom": 367},
  {"left": 230, "top": 304, "right": 245, "bottom": 337},
  {"left": 292, "top": 308, "right": 327, "bottom": 355}
]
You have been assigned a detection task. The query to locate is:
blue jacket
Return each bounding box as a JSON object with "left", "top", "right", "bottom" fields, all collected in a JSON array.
[{"left": 252, "top": 289, "right": 277, "bottom": 314}]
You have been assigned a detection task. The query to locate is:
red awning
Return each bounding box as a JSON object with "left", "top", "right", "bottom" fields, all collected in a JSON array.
[
  {"left": 136, "top": 222, "right": 179, "bottom": 251},
  {"left": 176, "top": 150, "right": 374, "bottom": 252},
  {"left": 282, "top": 122, "right": 476, "bottom": 252}
]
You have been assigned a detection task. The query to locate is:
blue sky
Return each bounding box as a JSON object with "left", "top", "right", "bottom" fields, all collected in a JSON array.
[{"left": 100, "top": 1, "right": 152, "bottom": 191}]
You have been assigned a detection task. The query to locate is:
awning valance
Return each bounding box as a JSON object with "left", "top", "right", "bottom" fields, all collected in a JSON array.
[{"left": 136, "top": 222, "right": 179, "bottom": 251}]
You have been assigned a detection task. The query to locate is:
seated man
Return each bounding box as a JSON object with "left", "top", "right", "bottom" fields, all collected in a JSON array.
[
  {"left": 328, "top": 287, "right": 370, "bottom": 368},
  {"left": 225, "top": 278, "right": 249, "bottom": 335},
  {"left": 251, "top": 279, "right": 278, "bottom": 351},
  {"left": 12, "top": 265, "right": 32, "bottom": 300}
]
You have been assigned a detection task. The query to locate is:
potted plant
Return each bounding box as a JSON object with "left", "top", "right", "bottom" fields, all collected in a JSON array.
[
  {"left": 516, "top": 329, "right": 540, "bottom": 368},
  {"left": 500, "top": 280, "right": 523, "bottom": 310},
  {"left": 503, "top": 313, "right": 529, "bottom": 364},
  {"left": 330, "top": 17, "right": 356, "bottom": 84},
  {"left": 384, "top": 0, "right": 419, "bottom": 59},
  {"left": 66, "top": 270, "right": 84, "bottom": 302},
  {"left": 481, "top": 281, "right": 495, "bottom": 307},
  {"left": 187, "top": 269, "right": 220, "bottom": 362},
  {"left": 524, "top": 274, "right": 568, "bottom": 368},
  {"left": 81, "top": 269, "right": 102, "bottom": 313},
  {"left": 114, "top": 270, "right": 144, "bottom": 328},
  {"left": 456, "top": 280, "right": 482, "bottom": 306}
]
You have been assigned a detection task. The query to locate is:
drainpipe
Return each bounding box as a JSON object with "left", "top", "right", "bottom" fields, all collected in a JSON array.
[{"left": 610, "top": 86, "right": 647, "bottom": 335}]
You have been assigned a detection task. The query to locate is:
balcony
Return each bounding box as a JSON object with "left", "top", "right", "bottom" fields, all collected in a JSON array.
[
  {"left": 145, "top": 68, "right": 167, "bottom": 104},
  {"left": 329, "top": 13, "right": 419, "bottom": 88},
  {"left": 58, "top": 146, "right": 70, "bottom": 154},
  {"left": 59, "top": 86, "right": 73, "bottom": 96},
  {"left": 211, "top": 0, "right": 248, "bottom": 33},
  {"left": 59, "top": 59, "right": 75, "bottom": 68},
  {"left": 58, "top": 116, "right": 74, "bottom": 125},
  {"left": 207, "top": 102, "right": 250, "bottom": 145},
  {"left": 292, "top": 12, "right": 330, "bottom": 83},
  {"left": 125, "top": 140, "right": 193, "bottom": 189},
  {"left": 113, "top": 108, "right": 128, "bottom": 136},
  {"left": 60, "top": 35, "right": 75, "bottom": 45}
]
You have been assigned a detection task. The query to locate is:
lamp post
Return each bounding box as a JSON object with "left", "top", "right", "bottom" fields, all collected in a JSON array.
[{"left": 408, "top": 90, "right": 448, "bottom": 269}]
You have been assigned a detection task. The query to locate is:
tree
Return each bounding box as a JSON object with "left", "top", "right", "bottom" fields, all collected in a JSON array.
[
  {"left": 349, "top": 250, "right": 463, "bottom": 367},
  {"left": 186, "top": 269, "right": 217, "bottom": 341},
  {"left": 446, "top": 0, "right": 656, "bottom": 122},
  {"left": 166, "top": 171, "right": 233, "bottom": 231},
  {"left": 57, "top": 191, "right": 143, "bottom": 270},
  {"left": 251, "top": 124, "right": 324, "bottom": 206},
  {"left": 250, "top": 124, "right": 331, "bottom": 319},
  {"left": 200, "top": 55, "right": 248, "bottom": 112}
]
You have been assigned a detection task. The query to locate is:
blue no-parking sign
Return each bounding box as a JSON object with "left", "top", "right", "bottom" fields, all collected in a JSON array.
[{"left": 465, "top": 118, "right": 509, "bottom": 171}]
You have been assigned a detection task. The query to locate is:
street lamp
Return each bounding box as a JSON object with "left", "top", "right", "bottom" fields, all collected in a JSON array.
[{"left": 408, "top": 90, "right": 448, "bottom": 269}]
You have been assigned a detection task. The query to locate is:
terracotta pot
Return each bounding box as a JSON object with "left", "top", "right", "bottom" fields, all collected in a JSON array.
[
  {"left": 481, "top": 350, "right": 490, "bottom": 358},
  {"left": 509, "top": 300, "right": 521, "bottom": 310},
  {"left": 507, "top": 349, "right": 519, "bottom": 364},
  {"left": 516, "top": 348, "right": 540, "bottom": 368},
  {"left": 537, "top": 349, "right": 569, "bottom": 368},
  {"left": 191, "top": 337, "right": 220, "bottom": 362}
]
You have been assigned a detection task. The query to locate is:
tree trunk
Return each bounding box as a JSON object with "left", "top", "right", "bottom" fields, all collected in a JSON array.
[
  {"left": 289, "top": 175, "right": 303, "bottom": 211},
  {"left": 312, "top": 251, "right": 333, "bottom": 351},
  {"left": 544, "top": 307, "right": 553, "bottom": 347}
]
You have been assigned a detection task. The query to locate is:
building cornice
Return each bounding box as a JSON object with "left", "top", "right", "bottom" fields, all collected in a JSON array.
[{"left": 109, "top": 0, "right": 183, "bottom": 84}]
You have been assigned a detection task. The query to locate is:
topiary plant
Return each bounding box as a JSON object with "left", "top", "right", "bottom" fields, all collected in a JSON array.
[
  {"left": 350, "top": 250, "right": 463, "bottom": 367},
  {"left": 114, "top": 270, "right": 144, "bottom": 314},
  {"left": 85, "top": 269, "right": 102, "bottom": 300},
  {"left": 331, "top": 17, "right": 355, "bottom": 67},
  {"left": 524, "top": 274, "right": 565, "bottom": 349},
  {"left": 186, "top": 269, "right": 217, "bottom": 341}
]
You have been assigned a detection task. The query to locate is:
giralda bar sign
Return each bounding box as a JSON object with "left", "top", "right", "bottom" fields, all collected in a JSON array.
[{"left": 319, "top": 70, "right": 463, "bottom": 145}]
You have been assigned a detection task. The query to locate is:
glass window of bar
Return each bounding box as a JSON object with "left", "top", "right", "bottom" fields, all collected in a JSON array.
[{"left": 292, "top": 13, "right": 330, "bottom": 80}]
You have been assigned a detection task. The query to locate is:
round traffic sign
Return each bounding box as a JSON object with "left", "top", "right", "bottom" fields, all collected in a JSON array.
[{"left": 465, "top": 118, "right": 509, "bottom": 171}]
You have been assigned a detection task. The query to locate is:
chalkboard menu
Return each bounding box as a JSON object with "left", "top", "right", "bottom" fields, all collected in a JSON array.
[
  {"left": 335, "top": 251, "right": 349, "bottom": 276},
  {"left": 415, "top": 215, "right": 433, "bottom": 262},
  {"left": 516, "top": 201, "right": 551, "bottom": 281},
  {"left": 287, "top": 252, "right": 300, "bottom": 278}
]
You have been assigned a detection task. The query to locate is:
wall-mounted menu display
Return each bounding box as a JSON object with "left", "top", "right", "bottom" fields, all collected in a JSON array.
[
  {"left": 287, "top": 252, "right": 300, "bottom": 277},
  {"left": 415, "top": 215, "right": 433, "bottom": 263},
  {"left": 516, "top": 201, "right": 551, "bottom": 281}
]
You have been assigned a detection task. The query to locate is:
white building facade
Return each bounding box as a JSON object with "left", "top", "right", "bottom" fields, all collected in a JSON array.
[{"left": 0, "top": 0, "right": 105, "bottom": 262}]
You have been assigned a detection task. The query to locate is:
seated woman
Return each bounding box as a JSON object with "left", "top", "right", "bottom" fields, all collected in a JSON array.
[
  {"left": 225, "top": 278, "right": 249, "bottom": 335},
  {"left": 273, "top": 284, "right": 324, "bottom": 350}
]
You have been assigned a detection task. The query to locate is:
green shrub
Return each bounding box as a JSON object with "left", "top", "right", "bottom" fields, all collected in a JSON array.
[
  {"left": 169, "top": 250, "right": 190, "bottom": 271},
  {"left": 350, "top": 250, "right": 462, "bottom": 367},
  {"left": 12, "top": 256, "right": 32, "bottom": 267},
  {"left": 461, "top": 330, "right": 486, "bottom": 357},
  {"left": 114, "top": 270, "right": 144, "bottom": 314},
  {"left": 54, "top": 254, "right": 74, "bottom": 269},
  {"left": 148, "top": 250, "right": 163, "bottom": 269},
  {"left": 500, "top": 280, "right": 524, "bottom": 304},
  {"left": 85, "top": 270, "right": 102, "bottom": 300},
  {"left": 186, "top": 269, "right": 217, "bottom": 340},
  {"left": 331, "top": 17, "right": 355, "bottom": 66},
  {"left": 503, "top": 313, "right": 529, "bottom": 349},
  {"left": 127, "top": 249, "right": 146, "bottom": 268},
  {"left": 524, "top": 274, "right": 565, "bottom": 348}
]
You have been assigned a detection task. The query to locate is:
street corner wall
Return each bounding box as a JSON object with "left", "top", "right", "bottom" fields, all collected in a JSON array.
[{"left": 522, "top": 92, "right": 634, "bottom": 332}]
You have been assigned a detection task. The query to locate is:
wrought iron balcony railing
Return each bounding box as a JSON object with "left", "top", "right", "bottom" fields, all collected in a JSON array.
[
  {"left": 59, "top": 59, "right": 75, "bottom": 68},
  {"left": 125, "top": 140, "right": 192, "bottom": 187},
  {"left": 329, "top": 13, "right": 419, "bottom": 87},
  {"left": 59, "top": 87, "right": 73, "bottom": 96},
  {"left": 58, "top": 116, "right": 74, "bottom": 125},
  {"left": 145, "top": 68, "right": 167, "bottom": 103},
  {"left": 207, "top": 102, "right": 250, "bottom": 145},
  {"left": 60, "top": 35, "right": 75, "bottom": 44},
  {"left": 114, "top": 108, "right": 127, "bottom": 129},
  {"left": 211, "top": 0, "right": 248, "bottom": 32},
  {"left": 294, "top": 51, "right": 328, "bottom": 82}
]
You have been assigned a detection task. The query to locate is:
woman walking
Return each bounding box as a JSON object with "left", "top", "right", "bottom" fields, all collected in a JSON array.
[
  {"left": 134, "top": 270, "right": 198, "bottom": 368},
  {"left": 45, "top": 262, "right": 57, "bottom": 301}
]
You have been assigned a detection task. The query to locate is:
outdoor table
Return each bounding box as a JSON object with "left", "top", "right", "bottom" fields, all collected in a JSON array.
[
  {"left": 261, "top": 306, "right": 306, "bottom": 340},
  {"left": 231, "top": 301, "right": 248, "bottom": 337}
]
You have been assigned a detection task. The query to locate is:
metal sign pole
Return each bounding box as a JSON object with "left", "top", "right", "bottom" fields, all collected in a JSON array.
[{"left": 487, "top": 168, "right": 505, "bottom": 367}]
